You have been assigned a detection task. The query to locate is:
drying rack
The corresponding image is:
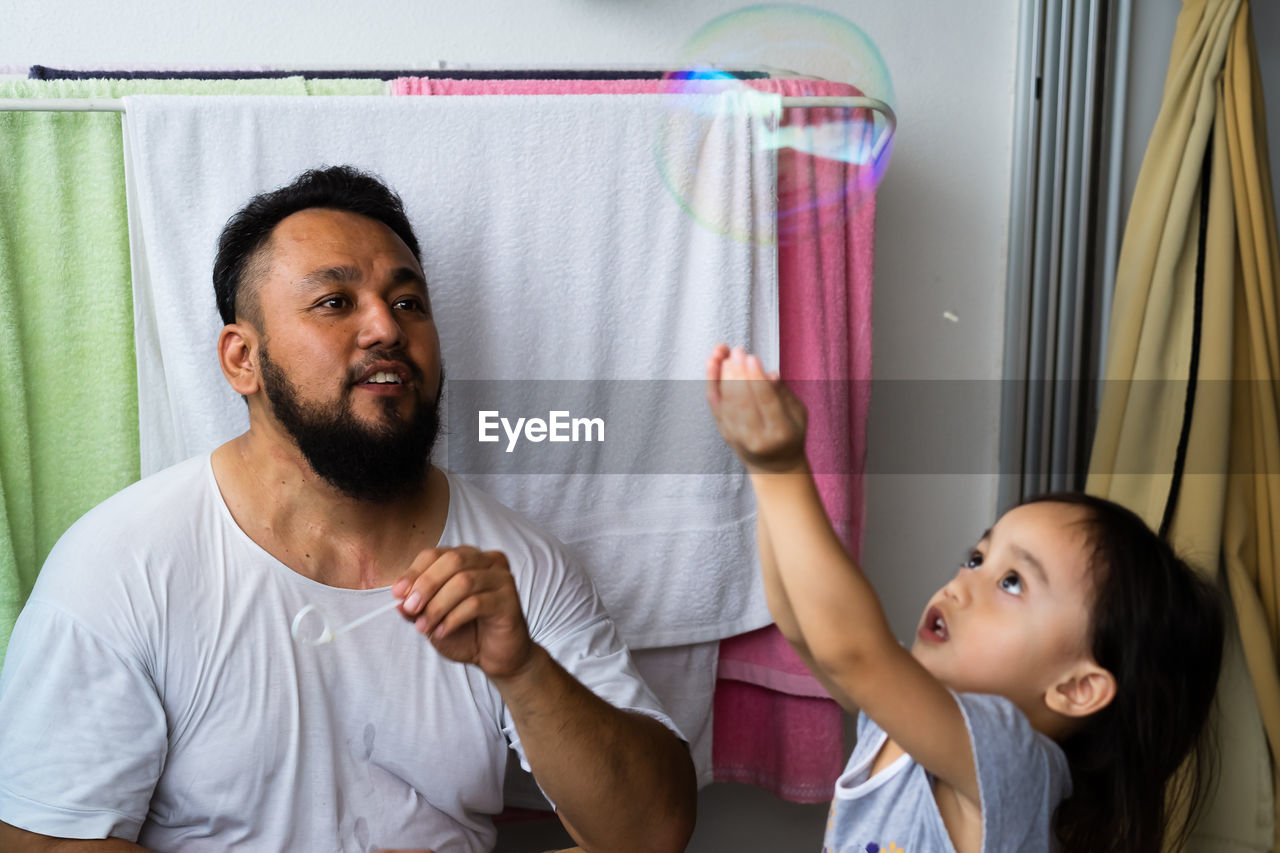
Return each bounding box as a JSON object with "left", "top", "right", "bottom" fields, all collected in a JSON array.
[{"left": 0, "top": 94, "right": 897, "bottom": 162}]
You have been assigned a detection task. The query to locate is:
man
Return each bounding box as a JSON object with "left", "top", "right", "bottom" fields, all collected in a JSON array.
[{"left": 0, "top": 166, "right": 696, "bottom": 853}]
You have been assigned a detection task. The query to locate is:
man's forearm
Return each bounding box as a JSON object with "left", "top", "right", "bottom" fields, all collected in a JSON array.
[
  {"left": 491, "top": 645, "right": 696, "bottom": 853},
  {"left": 0, "top": 822, "right": 150, "bottom": 852}
]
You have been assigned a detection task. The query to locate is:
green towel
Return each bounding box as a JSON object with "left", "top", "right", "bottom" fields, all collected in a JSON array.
[
  {"left": 0, "top": 77, "right": 385, "bottom": 663},
  {"left": 305, "top": 78, "right": 389, "bottom": 96}
]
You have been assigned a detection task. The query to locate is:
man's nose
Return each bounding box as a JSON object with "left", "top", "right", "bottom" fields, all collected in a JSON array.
[{"left": 355, "top": 301, "right": 405, "bottom": 349}]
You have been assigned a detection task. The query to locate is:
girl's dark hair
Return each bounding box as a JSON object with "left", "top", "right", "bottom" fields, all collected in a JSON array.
[
  {"left": 1023, "top": 492, "right": 1225, "bottom": 853},
  {"left": 212, "top": 165, "right": 422, "bottom": 326}
]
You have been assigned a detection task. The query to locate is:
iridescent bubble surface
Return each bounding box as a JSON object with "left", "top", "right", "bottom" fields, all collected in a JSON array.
[{"left": 656, "top": 4, "right": 896, "bottom": 244}]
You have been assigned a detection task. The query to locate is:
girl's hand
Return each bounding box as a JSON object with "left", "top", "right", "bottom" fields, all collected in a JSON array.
[{"left": 705, "top": 343, "right": 808, "bottom": 473}]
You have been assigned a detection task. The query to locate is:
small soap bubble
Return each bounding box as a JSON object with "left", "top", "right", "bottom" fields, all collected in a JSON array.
[{"left": 655, "top": 4, "right": 896, "bottom": 245}]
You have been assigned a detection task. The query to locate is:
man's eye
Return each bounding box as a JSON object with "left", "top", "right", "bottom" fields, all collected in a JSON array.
[
  {"left": 319, "top": 296, "right": 349, "bottom": 309},
  {"left": 961, "top": 551, "right": 983, "bottom": 570},
  {"left": 393, "top": 297, "right": 425, "bottom": 312},
  {"left": 999, "top": 571, "right": 1023, "bottom": 595}
]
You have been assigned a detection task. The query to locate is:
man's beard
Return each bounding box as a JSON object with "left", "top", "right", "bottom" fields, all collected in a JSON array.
[{"left": 259, "top": 344, "right": 441, "bottom": 503}]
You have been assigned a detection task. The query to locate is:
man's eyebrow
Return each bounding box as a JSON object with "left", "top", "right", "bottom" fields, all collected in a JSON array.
[
  {"left": 296, "top": 265, "right": 428, "bottom": 291},
  {"left": 297, "top": 265, "right": 360, "bottom": 289},
  {"left": 389, "top": 266, "right": 429, "bottom": 291}
]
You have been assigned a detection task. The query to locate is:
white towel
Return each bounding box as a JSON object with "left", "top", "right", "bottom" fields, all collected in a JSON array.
[{"left": 123, "top": 93, "right": 779, "bottom": 647}]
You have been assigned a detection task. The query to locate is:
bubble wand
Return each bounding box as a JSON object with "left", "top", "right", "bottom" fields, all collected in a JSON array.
[{"left": 291, "top": 599, "right": 405, "bottom": 646}]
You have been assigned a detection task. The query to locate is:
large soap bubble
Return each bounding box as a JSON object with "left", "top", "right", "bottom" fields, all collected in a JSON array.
[{"left": 657, "top": 4, "right": 896, "bottom": 245}]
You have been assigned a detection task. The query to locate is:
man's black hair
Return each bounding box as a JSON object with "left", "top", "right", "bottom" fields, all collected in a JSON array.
[{"left": 212, "top": 165, "right": 422, "bottom": 326}]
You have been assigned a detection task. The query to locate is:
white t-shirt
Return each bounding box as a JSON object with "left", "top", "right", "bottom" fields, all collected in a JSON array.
[{"left": 0, "top": 455, "right": 676, "bottom": 853}]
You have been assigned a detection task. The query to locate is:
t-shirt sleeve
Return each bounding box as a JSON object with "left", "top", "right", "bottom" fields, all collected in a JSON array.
[
  {"left": 500, "top": 545, "right": 683, "bottom": 773},
  {"left": 0, "top": 599, "right": 167, "bottom": 841},
  {"left": 955, "top": 692, "right": 1072, "bottom": 853}
]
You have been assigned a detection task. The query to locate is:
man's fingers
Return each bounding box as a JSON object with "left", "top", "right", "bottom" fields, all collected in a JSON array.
[
  {"left": 393, "top": 547, "right": 443, "bottom": 614},
  {"left": 415, "top": 565, "right": 510, "bottom": 636},
  {"left": 398, "top": 547, "right": 475, "bottom": 618},
  {"left": 399, "top": 549, "right": 514, "bottom": 632},
  {"left": 422, "top": 589, "right": 508, "bottom": 640},
  {"left": 393, "top": 547, "right": 440, "bottom": 594}
]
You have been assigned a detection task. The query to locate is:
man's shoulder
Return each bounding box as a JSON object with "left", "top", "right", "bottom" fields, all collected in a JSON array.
[
  {"left": 49, "top": 454, "right": 216, "bottom": 561},
  {"left": 439, "top": 470, "right": 592, "bottom": 598},
  {"left": 27, "top": 455, "right": 218, "bottom": 625},
  {"left": 441, "top": 470, "right": 568, "bottom": 551}
]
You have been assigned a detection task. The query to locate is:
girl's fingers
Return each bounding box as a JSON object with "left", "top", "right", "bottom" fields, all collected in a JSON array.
[
  {"left": 706, "top": 347, "right": 727, "bottom": 406},
  {"left": 710, "top": 346, "right": 801, "bottom": 443}
]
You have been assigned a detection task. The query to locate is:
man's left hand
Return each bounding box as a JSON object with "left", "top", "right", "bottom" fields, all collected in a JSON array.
[{"left": 393, "top": 547, "right": 534, "bottom": 679}]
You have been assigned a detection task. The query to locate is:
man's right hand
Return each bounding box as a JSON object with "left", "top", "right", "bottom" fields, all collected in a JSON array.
[{"left": 392, "top": 546, "right": 536, "bottom": 680}]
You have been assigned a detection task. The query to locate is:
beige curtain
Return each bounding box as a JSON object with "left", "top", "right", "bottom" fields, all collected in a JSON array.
[{"left": 1086, "top": 0, "right": 1280, "bottom": 849}]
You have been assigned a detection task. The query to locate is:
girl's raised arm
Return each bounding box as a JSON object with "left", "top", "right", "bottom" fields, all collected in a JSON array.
[
  {"left": 707, "top": 345, "right": 980, "bottom": 805},
  {"left": 707, "top": 344, "right": 850, "bottom": 707}
]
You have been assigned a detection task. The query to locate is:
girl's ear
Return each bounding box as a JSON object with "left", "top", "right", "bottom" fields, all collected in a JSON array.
[
  {"left": 1045, "top": 663, "right": 1116, "bottom": 718},
  {"left": 218, "top": 323, "right": 260, "bottom": 396}
]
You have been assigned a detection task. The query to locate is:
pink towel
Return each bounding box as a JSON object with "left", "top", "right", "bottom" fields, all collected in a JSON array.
[
  {"left": 393, "top": 75, "right": 876, "bottom": 802},
  {"left": 713, "top": 78, "right": 874, "bottom": 801},
  {"left": 392, "top": 76, "right": 743, "bottom": 96}
]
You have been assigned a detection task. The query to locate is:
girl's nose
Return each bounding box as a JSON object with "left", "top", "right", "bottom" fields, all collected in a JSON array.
[{"left": 943, "top": 568, "right": 972, "bottom": 606}]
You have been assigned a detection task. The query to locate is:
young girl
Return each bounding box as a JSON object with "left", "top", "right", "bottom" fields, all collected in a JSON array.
[{"left": 706, "top": 344, "right": 1225, "bottom": 853}]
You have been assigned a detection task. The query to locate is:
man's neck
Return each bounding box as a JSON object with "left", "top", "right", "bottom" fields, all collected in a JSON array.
[{"left": 210, "top": 430, "right": 449, "bottom": 589}]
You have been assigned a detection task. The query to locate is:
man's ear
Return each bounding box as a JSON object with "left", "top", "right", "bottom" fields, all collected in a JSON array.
[
  {"left": 1045, "top": 662, "right": 1116, "bottom": 719},
  {"left": 218, "top": 323, "right": 260, "bottom": 396}
]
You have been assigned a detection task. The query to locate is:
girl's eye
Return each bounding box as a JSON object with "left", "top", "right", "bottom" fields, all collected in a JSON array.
[
  {"left": 961, "top": 551, "right": 983, "bottom": 570},
  {"left": 999, "top": 571, "right": 1024, "bottom": 595}
]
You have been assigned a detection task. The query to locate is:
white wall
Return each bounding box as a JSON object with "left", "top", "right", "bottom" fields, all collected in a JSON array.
[{"left": 0, "top": 1, "right": 1021, "bottom": 848}]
